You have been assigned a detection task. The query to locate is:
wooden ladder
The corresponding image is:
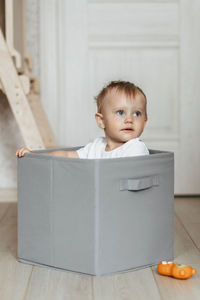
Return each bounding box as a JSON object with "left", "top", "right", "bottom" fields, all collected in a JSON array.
[{"left": 0, "top": 0, "right": 56, "bottom": 150}]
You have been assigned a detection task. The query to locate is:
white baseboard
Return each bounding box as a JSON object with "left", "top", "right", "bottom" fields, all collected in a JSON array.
[{"left": 0, "top": 189, "right": 17, "bottom": 202}]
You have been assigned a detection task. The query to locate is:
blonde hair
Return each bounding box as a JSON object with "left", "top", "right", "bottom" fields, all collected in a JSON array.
[{"left": 95, "top": 80, "right": 147, "bottom": 119}]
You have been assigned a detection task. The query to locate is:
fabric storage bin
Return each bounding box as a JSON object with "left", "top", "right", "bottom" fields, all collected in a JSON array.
[{"left": 17, "top": 148, "right": 174, "bottom": 276}]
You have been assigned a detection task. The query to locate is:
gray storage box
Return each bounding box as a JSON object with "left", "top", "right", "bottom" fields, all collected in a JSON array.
[{"left": 17, "top": 148, "right": 174, "bottom": 276}]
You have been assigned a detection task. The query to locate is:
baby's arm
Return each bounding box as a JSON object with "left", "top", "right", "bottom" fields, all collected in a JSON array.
[{"left": 15, "top": 147, "right": 79, "bottom": 158}]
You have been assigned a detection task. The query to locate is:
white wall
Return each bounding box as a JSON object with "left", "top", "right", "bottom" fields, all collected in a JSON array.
[
  {"left": 1, "top": 0, "right": 200, "bottom": 194},
  {"left": 39, "top": 0, "right": 200, "bottom": 194},
  {"left": 0, "top": 0, "right": 40, "bottom": 188}
]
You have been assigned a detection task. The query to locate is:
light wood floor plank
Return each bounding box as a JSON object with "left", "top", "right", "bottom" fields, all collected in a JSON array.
[
  {"left": 175, "top": 197, "right": 200, "bottom": 223},
  {"left": 92, "top": 268, "right": 161, "bottom": 300},
  {"left": 0, "top": 252, "right": 33, "bottom": 300},
  {"left": 0, "top": 201, "right": 32, "bottom": 300},
  {"left": 173, "top": 215, "right": 200, "bottom": 264},
  {"left": 24, "top": 267, "right": 92, "bottom": 300},
  {"left": 0, "top": 202, "right": 18, "bottom": 255},
  {"left": 175, "top": 197, "right": 200, "bottom": 250},
  {"left": 180, "top": 222, "right": 200, "bottom": 249},
  {"left": 152, "top": 209, "right": 200, "bottom": 300},
  {"left": 0, "top": 202, "right": 10, "bottom": 221}
]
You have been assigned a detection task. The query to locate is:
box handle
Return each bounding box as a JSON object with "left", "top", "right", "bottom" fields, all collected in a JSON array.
[{"left": 120, "top": 175, "right": 159, "bottom": 191}]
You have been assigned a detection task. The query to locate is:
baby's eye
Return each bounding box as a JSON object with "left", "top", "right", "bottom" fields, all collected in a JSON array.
[
  {"left": 133, "top": 111, "right": 141, "bottom": 117},
  {"left": 116, "top": 110, "right": 124, "bottom": 116}
]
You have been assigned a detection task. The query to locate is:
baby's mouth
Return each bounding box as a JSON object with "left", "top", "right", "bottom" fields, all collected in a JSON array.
[{"left": 121, "top": 128, "right": 134, "bottom": 132}]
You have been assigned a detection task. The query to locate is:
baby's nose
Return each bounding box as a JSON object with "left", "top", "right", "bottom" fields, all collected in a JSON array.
[{"left": 125, "top": 114, "right": 134, "bottom": 123}]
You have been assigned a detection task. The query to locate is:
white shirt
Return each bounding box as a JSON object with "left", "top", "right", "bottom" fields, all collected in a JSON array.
[{"left": 77, "top": 137, "right": 149, "bottom": 159}]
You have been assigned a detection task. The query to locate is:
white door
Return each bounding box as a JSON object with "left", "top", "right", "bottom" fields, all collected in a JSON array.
[{"left": 40, "top": 0, "right": 200, "bottom": 195}]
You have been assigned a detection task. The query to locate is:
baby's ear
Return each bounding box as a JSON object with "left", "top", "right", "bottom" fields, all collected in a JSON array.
[{"left": 95, "top": 113, "right": 105, "bottom": 129}]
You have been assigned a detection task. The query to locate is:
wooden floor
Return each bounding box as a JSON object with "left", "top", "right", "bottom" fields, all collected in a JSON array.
[{"left": 0, "top": 190, "right": 200, "bottom": 300}]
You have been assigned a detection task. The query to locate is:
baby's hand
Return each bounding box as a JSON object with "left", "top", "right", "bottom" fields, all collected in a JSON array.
[{"left": 16, "top": 147, "right": 33, "bottom": 157}]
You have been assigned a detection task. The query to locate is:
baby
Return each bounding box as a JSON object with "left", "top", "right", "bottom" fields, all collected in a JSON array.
[{"left": 16, "top": 80, "right": 149, "bottom": 159}]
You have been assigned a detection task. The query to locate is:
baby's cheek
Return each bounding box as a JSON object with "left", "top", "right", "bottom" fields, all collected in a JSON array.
[
  {"left": 110, "top": 122, "right": 121, "bottom": 134},
  {"left": 116, "top": 119, "right": 124, "bottom": 128}
]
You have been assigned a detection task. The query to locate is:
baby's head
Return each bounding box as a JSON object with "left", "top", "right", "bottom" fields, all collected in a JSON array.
[{"left": 95, "top": 80, "right": 147, "bottom": 148}]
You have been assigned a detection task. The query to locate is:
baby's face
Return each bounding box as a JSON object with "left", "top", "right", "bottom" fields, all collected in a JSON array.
[{"left": 96, "top": 90, "right": 147, "bottom": 148}]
